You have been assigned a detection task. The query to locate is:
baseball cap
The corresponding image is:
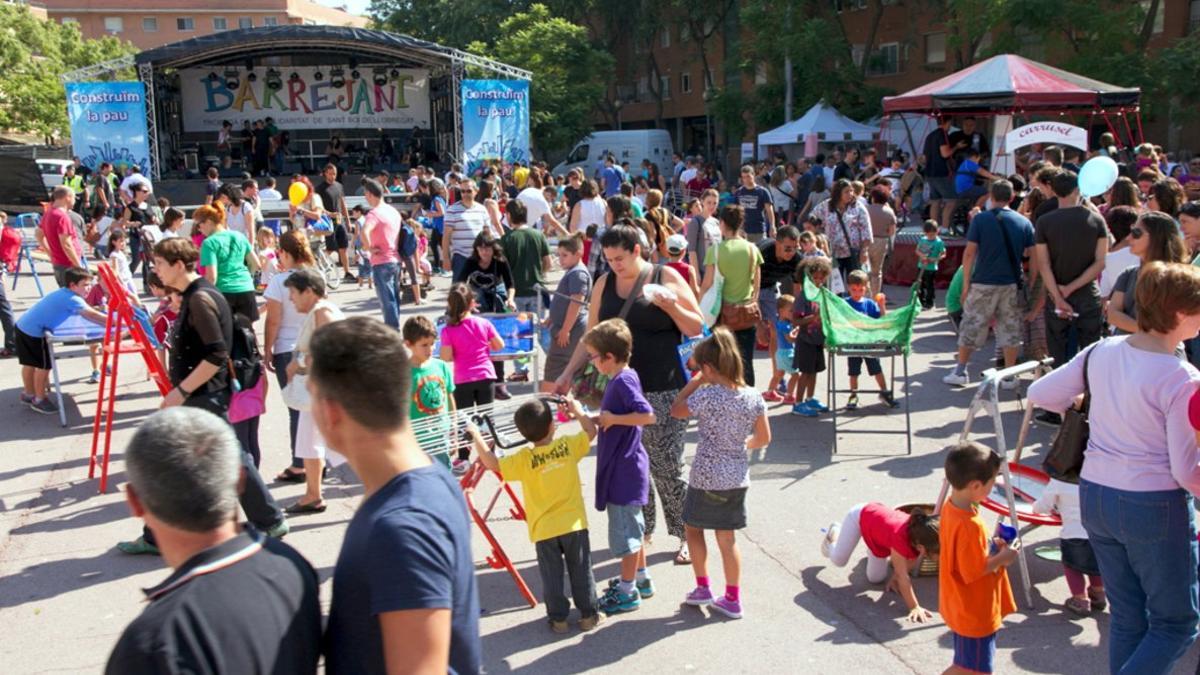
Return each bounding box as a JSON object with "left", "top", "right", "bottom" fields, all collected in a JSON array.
[
  {"left": 1189, "top": 387, "right": 1200, "bottom": 431},
  {"left": 666, "top": 234, "right": 687, "bottom": 254}
]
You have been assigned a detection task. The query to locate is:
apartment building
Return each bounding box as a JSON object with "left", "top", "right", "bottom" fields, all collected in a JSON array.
[{"left": 42, "top": 0, "right": 368, "bottom": 51}]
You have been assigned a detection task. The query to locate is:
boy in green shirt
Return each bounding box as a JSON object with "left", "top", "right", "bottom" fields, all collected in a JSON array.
[
  {"left": 916, "top": 219, "right": 946, "bottom": 311},
  {"left": 402, "top": 316, "right": 457, "bottom": 470}
]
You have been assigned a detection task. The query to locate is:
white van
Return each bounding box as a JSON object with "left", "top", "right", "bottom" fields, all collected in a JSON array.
[{"left": 552, "top": 130, "right": 674, "bottom": 177}]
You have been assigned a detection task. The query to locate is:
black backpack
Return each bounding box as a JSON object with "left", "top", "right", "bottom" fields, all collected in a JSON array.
[{"left": 227, "top": 314, "right": 264, "bottom": 393}]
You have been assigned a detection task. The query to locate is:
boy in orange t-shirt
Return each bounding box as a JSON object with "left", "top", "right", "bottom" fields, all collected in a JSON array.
[{"left": 939, "top": 442, "right": 1018, "bottom": 674}]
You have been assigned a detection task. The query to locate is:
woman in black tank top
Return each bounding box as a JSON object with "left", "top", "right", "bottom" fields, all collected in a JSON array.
[{"left": 556, "top": 223, "right": 705, "bottom": 562}]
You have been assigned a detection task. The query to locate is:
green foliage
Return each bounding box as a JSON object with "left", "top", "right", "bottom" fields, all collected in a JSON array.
[
  {"left": 468, "top": 4, "right": 613, "bottom": 154},
  {"left": 369, "top": 0, "right": 533, "bottom": 50},
  {"left": 0, "top": 4, "right": 136, "bottom": 141}
]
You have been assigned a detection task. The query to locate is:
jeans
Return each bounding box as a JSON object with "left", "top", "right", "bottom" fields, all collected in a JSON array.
[
  {"left": 917, "top": 268, "right": 937, "bottom": 308},
  {"left": 451, "top": 253, "right": 469, "bottom": 281},
  {"left": 233, "top": 415, "right": 261, "bottom": 468},
  {"left": 0, "top": 278, "right": 15, "bottom": 351},
  {"left": 515, "top": 295, "right": 542, "bottom": 317},
  {"left": 371, "top": 262, "right": 402, "bottom": 329},
  {"left": 535, "top": 529, "right": 598, "bottom": 621},
  {"left": 835, "top": 255, "right": 861, "bottom": 292},
  {"left": 1080, "top": 479, "right": 1199, "bottom": 674},
  {"left": 271, "top": 351, "right": 302, "bottom": 469},
  {"left": 1045, "top": 287, "right": 1102, "bottom": 370},
  {"left": 731, "top": 325, "right": 757, "bottom": 387}
]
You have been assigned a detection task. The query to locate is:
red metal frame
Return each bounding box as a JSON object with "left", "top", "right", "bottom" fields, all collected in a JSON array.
[
  {"left": 88, "top": 263, "right": 171, "bottom": 493},
  {"left": 458, "top": 458, "right": 537, "bottom": 608},
  {"left": 979, "top": 461, "right": 1062, "bottom": 527}
]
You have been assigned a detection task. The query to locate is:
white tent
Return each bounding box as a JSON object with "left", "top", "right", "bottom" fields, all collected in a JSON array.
[
  {"left": 757, "top": 101, "right": 878, "bottom": 157},
  {"left": 867, "top": 113, "right": 939, "bottom": 162}
]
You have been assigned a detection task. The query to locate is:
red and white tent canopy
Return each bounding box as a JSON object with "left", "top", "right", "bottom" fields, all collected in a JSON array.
[{"left": 882, "top": 54, "right": 1140, "bottom": 115}]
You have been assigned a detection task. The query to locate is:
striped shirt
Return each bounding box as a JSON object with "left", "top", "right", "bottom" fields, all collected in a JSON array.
[{"left": 446, "top": 202, "right": 490, "bottom": 258}]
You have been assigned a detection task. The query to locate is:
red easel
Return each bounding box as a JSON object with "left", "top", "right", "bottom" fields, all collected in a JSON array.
[
  {"left": 88, "top": 263, "right": 171, "bottom": 493},
  {"left": 460, "top": 459, "right": 537, "bottom": 608}
]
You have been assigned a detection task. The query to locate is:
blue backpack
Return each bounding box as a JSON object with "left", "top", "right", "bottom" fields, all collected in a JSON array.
[{"left": 398, "top": 222, "right": 418, "bottom": 257}]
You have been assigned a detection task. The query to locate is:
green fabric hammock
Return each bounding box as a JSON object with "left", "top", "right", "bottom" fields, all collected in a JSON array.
[{"left": 802, "top": 276, "right": 919, "bottom": 355}]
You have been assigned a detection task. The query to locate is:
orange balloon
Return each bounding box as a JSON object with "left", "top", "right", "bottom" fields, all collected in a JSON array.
[{"left": 874, "top": 293, "right": 886, "bottom": 305}]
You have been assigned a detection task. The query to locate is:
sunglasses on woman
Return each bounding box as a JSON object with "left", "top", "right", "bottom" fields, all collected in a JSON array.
[{"left": 1130, "top": 226, "right": 1145, "bottom": 239}]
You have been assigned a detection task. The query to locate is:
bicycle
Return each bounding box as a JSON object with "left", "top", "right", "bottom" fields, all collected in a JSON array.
[{"left": 306, "top": 230, "right": 343, "bottom": 291}]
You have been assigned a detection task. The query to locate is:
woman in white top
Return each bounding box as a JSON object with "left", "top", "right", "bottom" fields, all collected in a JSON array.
[
  {"left": 216, "top": 183, "right": 257, "bottom": 240},
  {"left": 284, "top": 267, "right": 345, "bottom": 513},
  {"left": 265, "top": 229, "right": 316, "bottom": 483},
  {"left": 569, "top": 178, "right": 608, "bottom": 234},
  {"left": 768, "top": 167, "right": 794, "bottom": 223}
]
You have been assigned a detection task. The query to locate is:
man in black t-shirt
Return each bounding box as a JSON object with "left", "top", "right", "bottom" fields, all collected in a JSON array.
[
  {"left": 315, "top": 163, "right": 353, "bottom": 281},
  {"left": 107, "top": 408, "right": 320, "bottom": 675},
  {"left": 922, "top": 117, "right": 965, "bottom": 231},
  {"left": 563, "top": 169, "right": 583, "bottom": 212},
  {"left": 948, "top": 116, "right": 990, "bottom": 165},
  {"left": 833, "top": 148, "right": 859, "bottom": 183},
  {"left": 757, "top": 227, "right": 802, "bottom": 394},
  {"left": 1035, "top": 170, "right": 1109, "bottom": 380}
]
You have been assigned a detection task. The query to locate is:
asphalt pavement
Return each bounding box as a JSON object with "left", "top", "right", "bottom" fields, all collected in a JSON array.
[{"left": 1, "top": 265, "right": 1197, "bottom": 674}]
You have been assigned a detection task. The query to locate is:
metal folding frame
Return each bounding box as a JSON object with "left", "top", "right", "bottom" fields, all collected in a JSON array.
[{"left": 826, "top": 344, "right": 912, "bottom": 455}]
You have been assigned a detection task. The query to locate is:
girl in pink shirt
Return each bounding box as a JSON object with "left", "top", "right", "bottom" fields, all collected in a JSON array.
[
  {"left": 440, "top": 283, "right": 504, "bottom": 467},
  {"left": 821, "top": 502, "right": 941, "bottom": 623}
]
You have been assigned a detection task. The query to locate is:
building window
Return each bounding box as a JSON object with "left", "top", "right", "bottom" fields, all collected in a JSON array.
[
  {"left": 681, "top": 71, "right": 692, "bottom": 94},
  {"left": 1191, "top": 0, "right": 1200, "bottom": 30},
  {"left": 177, "top": 17, "right": 194, "bottom": 31},
  {"left": 851, "top": 44, "right": 865, "bottom": 67},
  {"left": 637, "top": 76, "right": 648, "bottom": 102},
  {"left": 925, "top": 32, "right": 946, "bottom": 64},
  {"left": 238, "top": 17, "right": 253, "bottom": 29},
  {"left": 142, "top": 17, "right": 158, "bottom": 32},
  {"left": 103, "top": 16, "right": 123, "bottom": 33},
  {"left": 660, "top": 75, "right": 670, "bottom": 100},
  {"left": 755, "top": 63, "right": 768, "bottom": 85},
  {"left": 61, "top": 17, "right": 77, "bottom": 24},
  {"left": 866, "top": 42, "right": 900, "bottom": 76},
  {"left": 263, "top": 16, "right": 278, "bottom": 26},
  {"left": 1140, "top": 1, "right": 1165, "bottom": 34},
  {"left": 213, "top": 17, "right": 228, "bottom": 31},
  {"left": 834, "top": 0, "right": 868, "bottom": 11},
  {"left": 660, "top": 27, "right": 670, "bottom": 48}
]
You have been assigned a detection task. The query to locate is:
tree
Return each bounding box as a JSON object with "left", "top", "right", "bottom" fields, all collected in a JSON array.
[
  {"left": 369, "top": 0, "right": 532, "bottom": 50},
  {"left": 469, "top": 4, "right": 614, "bottom": 154},
  {"left": 0, "top": 4, "right": 135, "bottom": 143}
]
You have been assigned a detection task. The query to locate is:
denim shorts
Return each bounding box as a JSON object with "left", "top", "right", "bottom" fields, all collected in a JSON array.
[
  {"left": 774, "top": 349, "right": 797, "bottom": 374},
  {"left": 952, "top": 631, "right": 996, "bottom": 674},
  {"left": 606, "top": 503, "right": 645, "bottom": 558}
]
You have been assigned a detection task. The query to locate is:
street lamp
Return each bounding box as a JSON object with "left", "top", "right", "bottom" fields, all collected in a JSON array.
[{"left": 614, "top": 99, "right": 624, "bottom": 131}]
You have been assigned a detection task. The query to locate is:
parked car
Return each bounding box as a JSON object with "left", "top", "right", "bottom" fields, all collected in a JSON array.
[{"left": 37, "top": 159, "right": 73, "bottom": 192}]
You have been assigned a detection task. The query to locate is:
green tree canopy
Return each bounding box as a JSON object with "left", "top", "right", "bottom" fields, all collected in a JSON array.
[
  {"left": 368, "top": 0, "right": 533, "bottom": 50},
  {"left": 467, "top": 4, "right": 613, "bottom": 154},
  {"left": 0, "top": 4, "right": 135, "bottom": 142}
]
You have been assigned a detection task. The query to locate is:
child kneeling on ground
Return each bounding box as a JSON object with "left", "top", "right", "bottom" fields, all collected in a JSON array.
[
  {"left": 583, "top": 318, "right": 657, "bottom": 615},
  {"left": 940, "top": 442, "right": 1018, "bottom": 675},
  {"left": 671, "top": 327, "right": 772, "bottom": 619},
  {"left": 472, "top": 395, "right": 602, "bottom": 633},
  {"left": 821, "top": 502, "right": 940, "bottom": 622}
]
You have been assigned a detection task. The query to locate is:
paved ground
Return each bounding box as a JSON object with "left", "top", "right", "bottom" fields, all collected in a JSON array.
[{"left": 1, "top": 265, "right": 1198, "bottom": 674}]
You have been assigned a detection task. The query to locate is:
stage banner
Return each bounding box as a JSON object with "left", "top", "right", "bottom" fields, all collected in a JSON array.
[
  {"left": 461, "top": 80, "right": 530, "bottom": 174},
  {"left": 65, "top": 81, "right": 151, "bottom": 176},
  {"left": 178, "top": 67, "right": 430, "bottom": 132}
]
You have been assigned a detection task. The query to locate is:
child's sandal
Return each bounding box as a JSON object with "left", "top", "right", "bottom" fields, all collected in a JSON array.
[{"left": 1064, "top": 596, "right": 1091, "bottom": 616}]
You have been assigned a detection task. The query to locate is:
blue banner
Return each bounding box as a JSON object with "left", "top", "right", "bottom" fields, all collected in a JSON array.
[
  {"left": 65, "top": 81, "right": 151, "bottom": 177},
  {"left": 461, "top": 80, "right": 529, "bottom": 175}
]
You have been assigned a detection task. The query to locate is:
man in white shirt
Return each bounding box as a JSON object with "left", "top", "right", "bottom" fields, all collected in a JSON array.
[
  {"left": 442, "top": 179, "right": 490, "bottom": 279},
  {"left": 516, "top": 173, "right": 566, "bottom": 236},
  {"left": 119, "top": 166, "right": 152, "bottom": 204},
  {"left": 258, "top": 176, "right": 282, "bottom": 201},
  {"left": 679, "top": 158, "right": 698, "bottom": 188}
]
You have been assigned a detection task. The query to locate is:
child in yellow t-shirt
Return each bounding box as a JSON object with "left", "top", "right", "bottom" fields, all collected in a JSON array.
[
  {"left": 473, "top": 394, "right": 601, "bottom": 633},
  {"left": 939, "top": 441, "right": 1019, "bottom": 675}
]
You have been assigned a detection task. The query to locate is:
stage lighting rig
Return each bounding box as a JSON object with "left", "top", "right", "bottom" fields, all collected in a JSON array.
[
  {"left": 265, "top": 68, "right": 282, "bottom": 90},
  {"left": 330, "top": 66, "right": 346, "bottom": 89},
  {"left": 224, "top": 68, "right": 240, "bottom": 90}
]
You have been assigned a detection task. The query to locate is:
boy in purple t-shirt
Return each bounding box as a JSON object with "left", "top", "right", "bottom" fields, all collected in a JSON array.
[{"left": 582, "top": 318, "right": 656, "bottom": 615}]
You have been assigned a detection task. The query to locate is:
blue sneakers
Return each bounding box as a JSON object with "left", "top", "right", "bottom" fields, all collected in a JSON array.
[
  {"left": 807, "top": 398, "right": 830, "bottom": 412},
  {"left": 598, "top": 586, "right": 642, "bottom": 615},
  {"left": 607, "top": 576, "right": 655, "bottom": 599},
  {"left": 791, "top": 401, "right": 819, "bottom": 417}
]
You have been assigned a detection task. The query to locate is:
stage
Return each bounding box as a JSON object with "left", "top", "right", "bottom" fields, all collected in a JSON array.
[{"left": 883, "top": 231, "right": 966, "bottom": 289}]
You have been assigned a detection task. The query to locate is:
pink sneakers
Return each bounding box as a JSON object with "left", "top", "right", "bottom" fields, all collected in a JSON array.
[
  {"left": 711, "top": 595, "right": 743, "bottom": 619},
  {"left": 684, "top": 586, "right": 714, "bottom": 606}
]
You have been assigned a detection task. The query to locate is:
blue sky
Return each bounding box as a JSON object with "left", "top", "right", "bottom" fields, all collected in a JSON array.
[{"left": 321, "top": 0, "right": 372, "bottom": 17}]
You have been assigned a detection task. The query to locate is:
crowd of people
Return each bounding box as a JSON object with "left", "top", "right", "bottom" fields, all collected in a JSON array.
[{"left": 9, "top": 121, "right": 1200, "bottom": 673}]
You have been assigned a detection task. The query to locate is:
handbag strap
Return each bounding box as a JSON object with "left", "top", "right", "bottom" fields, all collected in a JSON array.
[
  {"left": 835, "top": 207, "right": 855, "bottom": 252},
  {"left": 993, "top": 209, "right": 1026, "bottom": 290},
  {"left": 617, "top": 264, "right": 654, "bottom": 320},
  {"left": 1080, "top": 341, "right": 1097, "bottom": 414}
]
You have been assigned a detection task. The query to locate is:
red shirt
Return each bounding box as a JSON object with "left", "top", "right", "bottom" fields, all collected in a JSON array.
[
  {"left": 41, "top": 207, "right": 81, "bottom": 267},
  {"left": 0, "top": 226, "right": 20, "bottom": 272},
  {"left": 858, "top": 502, "right": 920, "bottom": 560}
]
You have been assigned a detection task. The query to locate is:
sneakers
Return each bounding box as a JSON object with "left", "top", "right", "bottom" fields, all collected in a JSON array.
[
  {"left": 451, "top": 459, "right": 471, "bottom": 477},
  {"left": 845, "top": 394, "right": 859, "bottom": 410},
  {"left": 264, "top": 519, "right": 290, "bottom": 539},
  {"left": 607, "top": 576, "right": 655, "bottom": 599},
  {"left": 116, "top": 535, "right": 160, "bottom": 555},
  {"left": 820, "top": 522, "right": 840, "bottom": 559},
  {"left": 342, "top": 273, "right": 357, "bottom": 283},
  {"left": 807, "top": 398, "right": 829, "bottom": 412},
  {"left": 711, "top": 595, "right": 744, "bottom": 619},
  {"left": 791, "top": 401, "right": 819, "bottom": 417},
  {"left": 943, "top": 370, "right": 970, "bottom": 387},
  {"left": 1035, "top": 410, "right": 1063, "bottom": 427},
  {"left": 494, "top": 384, "right": 512, "bottom": 401},
  {"left": 0, "top": 348, "right": 14, "bottom": 359},
  {"left": 879, "top": 390, "right": 899, "bottom": 408},
  {"left": 19, "top": 393, "right": 35, "bottom": 404},
  {"left": 577, "top": 613, "right": 603, "bottom": 631},
  {"left": 782, "top": 394, "right": 797, "bottom": 405},
  {"left": 88, "top": 370, "right": 101, "bottom": 384},
  {"left": 29, "top": 397, "right": 58, "bottom": 415},
  {"left": 762, "top": 390, "right": 783, "bottom": 403},
  {"left": 684, "top": 585, "right": 714, "bottom": 606},
  {"left": 598, "top": 586, "right": 641, "bottom": 615},
  {"left": 1088, "top": 587, "right": 1107, "bottom": 611},
  {"left": 776, "top": 380, "right": 788, "bottom": 395},
  {"left": 549, "top": 619, "right": 570, "bottom": 634}
]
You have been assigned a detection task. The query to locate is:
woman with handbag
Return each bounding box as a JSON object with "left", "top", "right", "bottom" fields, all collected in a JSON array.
[
  {"left": 282, "top": 268, "right": 346, "bottom": 514},
  {"left": 265, "top": 230, "right": 317, "bottom": 484},
  {"left": 555, "top": 223, "right": 705, "bottom": 565},
  {"left": 1028, "top": 261, "right": 1200, "bottom": 675},
  {"left": 699, "top": 205, "right": 764, "bottom": 388},
  {"left": 810, "top": 179, "right": 872, "bottom": 290}
]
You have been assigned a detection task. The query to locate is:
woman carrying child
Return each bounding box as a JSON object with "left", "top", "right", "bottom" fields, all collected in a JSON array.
[
  {"left": 820, "top": 502, "right": 940, "bottom": 622},
  {"left": 671, "top": 327, "right": 771, "bottom": 618}
]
